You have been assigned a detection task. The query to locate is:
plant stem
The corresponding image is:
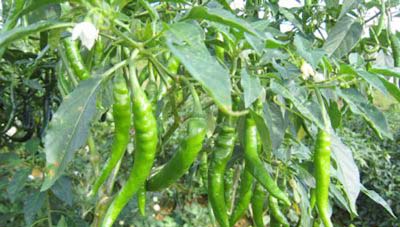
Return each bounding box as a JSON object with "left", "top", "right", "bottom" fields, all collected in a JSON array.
[{"left": 47, "top": 192, "right": 52, "bottom": 227}]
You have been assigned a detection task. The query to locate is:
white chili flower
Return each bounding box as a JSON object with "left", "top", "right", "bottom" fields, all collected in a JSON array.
[
  {"left": 300, "top": 61, "right": 315, "bottom": 80},
  {"left": 71, "top": 22, "right": 99, "bottom": 50},
  {"left": 152, "top": 196, "right": 159, "bottom": 202},
  {"left": 153, "top": 204, "right": 161, "bottom": 212},
  {"left": 230, "top": 0, "right": 245, "bottom": 10},
  {"left": 313, "top": 72, "right": 325, "bottom": 82},
  {"left": 5, "top": 126, "right": 17, "bottom": 137}
]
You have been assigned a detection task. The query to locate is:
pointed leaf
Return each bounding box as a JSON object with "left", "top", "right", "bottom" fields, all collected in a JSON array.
[
  {"left": 361, "top": 185, "right": 396, "bottom": 218},
  {"left": 20, "top": 0, "right": 66, "bottom": 17},
  {"left": 41, "top": 76, "right": 103, "bottom": 191},
  {"left": 263, "top": 102, "right": 286, "bottom": 150},
  {"left": 330, "top": 134, "right": 360, "bottom": 215},
  {"left": 378, "top": 77, "right": 400, "bottom": 102},
  {"left": 241, "top": 69, "right": 263, "bottom": 108},
  {"left": 0, "top": 20, "right": 71, "bottom": 50},
  {"left": 184, "top": 6, "right": 259, "bottom": 37},
  {"left": 323, "top": 15, "right": 363, "bottom": 58},
  {"left": 51, "top": 176, "right": 73, "bottom": 206},
  {"left": 369, "top": 66, "right": 400, "bottom": 79},
  {"left": 279, "top": 8, "right": 304, "bottom": 33},
  {"left": 24, "top": 192, "right": 45, "bottom": 225},
  {"left": 294, "top": 34, "right": 325, "bottom": 68},
  {"left": 7, "top": 169, "right": 30, "bottom": 202},
  {"left": 339, "top": 0, "right": 360, "bottom": 18},
  {"left": 356, "top": 70, "right": 388, "bottom": 95},
  {"left": 56, "top": 216, "right": 68, "bottom": 227},
  {"left": 250, "top": 110, "right": 273, "bottom": 154},
  {"left": 337, "top": 88, "right": 392, "bottom": 139},
  {"left": 165, "top": 21, "right": 232, "bottom": 110},
  {"left": 270, "top": 80, "right": 324, "bottom": 129}
]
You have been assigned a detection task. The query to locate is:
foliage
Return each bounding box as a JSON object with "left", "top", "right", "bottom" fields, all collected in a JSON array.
[
  {"left": 334, "top": 105, "right": 400, "bottom": 227},
  {"left": 1, "top": 0, "right": 400, "bottom": 226}
]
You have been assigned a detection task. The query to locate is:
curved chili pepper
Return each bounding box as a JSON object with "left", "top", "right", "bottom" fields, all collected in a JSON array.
[
  {"left": 208, "top": 119, "right": 236, "bottom": 227},
  {"left": 146, "top": 79, "right": 207, "bottom": 191},
  {"left": 89, "top": 73, "right": 131, "bottom": 197},
  {"left": 62, "top": 37, "right": 90, "bottom": 80},
  {"left": 251, "top": 183, "right": 266, "bottom": 227},
  {"left": 244, "top": 116, "right": 290, "bottom": 206},
  {"left": 268, "top": 195, "right": 290, "bottom": 227},
  {"left": 229, "top": 165, "right": 253, "bottom": 227},
  {"left": 101, "top": 62, "right": 158, "bottom": 227}
]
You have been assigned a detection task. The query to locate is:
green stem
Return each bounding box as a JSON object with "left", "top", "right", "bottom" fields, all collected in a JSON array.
[
  {"left": 315, "top": 89, "right": 330, "bottom": 131},
  {"left": 47, "top": 192, "right": 52, "bottom": 227},
  {"left": 180, "top": 76, "right": 203, "bottom": 115}
]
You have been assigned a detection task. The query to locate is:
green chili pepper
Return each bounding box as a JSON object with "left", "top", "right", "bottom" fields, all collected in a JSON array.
[
  {"left": 137, "top": 185, "right": 146, "bottom": 216},
  {"left": 224, "top": 167, "right": 235, "bottom": 212},
  {"left": 101, "top": 61, "right": 158, "bottom": 227},
  {"left": 270, "top": 216, "right": 281, "bottom": 227},
  {"left": 310, "top": 188, "right": 316, "bottom": 211},
  {"left": 229, "top": 165, "right": 253, "bottom": 227},
  {"left": 390, "top": 34, "right": 400, "bottom": 67},
  {"left": 215, "top": 32, "right": 225, "bottom": 62},
  {"left": 244, "top": 116, "right": 290, "bottom": 206},
  {"left": 314, "top": 130, "right": 333, "bottom": 227},
  {"left": 93, "top": 37, "right": 104, "bottom": 67},
  {"left": 376, "top": 0, "right": 386, "bottom": 36},
  {"left": 251, "top": 183, "right": 266, "bottom": 227},
  {"left": 208, "top": 119, "right": 236, "bottom": 227},
  {"left": 88, "top": 73, "right": 131, "bottom": 197},
  {"left": 146, "top": 79, "right": 207, "bottom": 191},
  {"left": 268, "top": 195, "right": 290, "bottom": 227},
  {"left": 63, "top": 37, "right": 90, "bottom": 80},
  {"left": 146, "top": 115, "right": 206, "bottom": 190},
  {"left": 199, "top": 151, "right": 209, "bottom": 187}
]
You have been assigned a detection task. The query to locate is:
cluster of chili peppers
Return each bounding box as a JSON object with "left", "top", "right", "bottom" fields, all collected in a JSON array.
[{"left": 60, "top": 32, "right": 338, "bottom": 227}]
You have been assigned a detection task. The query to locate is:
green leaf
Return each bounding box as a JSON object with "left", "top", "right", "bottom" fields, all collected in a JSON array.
[
  {"left": 295, "top": 178, "right": 313, "bottom": 227},
  {"left": 294, "top": 34, "right": 325, "bottom": 68},
  {"left": 369, "top": 66, "right": 400, "bottom": 79},
  {"left": 184, "top": 6, "right": 259, "bottom": 37},
  {"left": 338, "top": 0, "right": 360, "bottom": 18},
  {"left": 0, "top": 20, "right": 71, "bottom": 50},
  {"left": 328, "top": 101, "right": 342, "bottom": 129},
  {"left": 51, "top": 176, "right": 73, "bottom": 206},
  {"left": 270, "top": 80, "right": 324, "bottom": 129},
  {"left": 244, "top": 33, "right": 264, "bottom": 55},
  {"left": 165, "top": 21, "right": 232, "bottom": 111},
  {"left": 356, "top": 70, "right": 388, "bottom": 95},
  {"left": 279, "top": 8, "right": 304, "bottom": 33},
  {"left": 7, "top": 169, "right": 30, "bottom": 202},
  {"left": 330, "top": 134, "right": 360, "bottom": 216},
  {"left": 272, "top": 61, "right": 298, "bottom": 79},
  {"left": 323, "top": 15, "right": 363, "bottom": 58},
  {"left": 56, "top": 216, "right": 68, "bottom": 227},
  {"left": 361, "top": 185, "right": 396, "bottom": 218},
  {"left": 24, "top": 192, "right": 45, "bottom": 225},
  {"left": 20, "top": 0, "right": 66, "bottom": 17},
  {"left": 378, "top": 77, "right": 400, "bottom": 102},
  {"left": 41, "top": 76, "right": 103, "bottom": 191},
  {"left": 0, "top": 153, "right": 21, "bottom": 166},
  {"left": 330, "top": 184, "right": 354, "bottom": 216},
  {"left": 263, "top": 102, "right": 287, "bottom": 150},
  {"left": 240, "top": 69, "right": 263, "bottom": 108},
  {"left": 337, "top": 88, "right": 392, "bottom": 139},
  {"left": 250, "top": 110, "right": 272, "bottom": 154}
]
